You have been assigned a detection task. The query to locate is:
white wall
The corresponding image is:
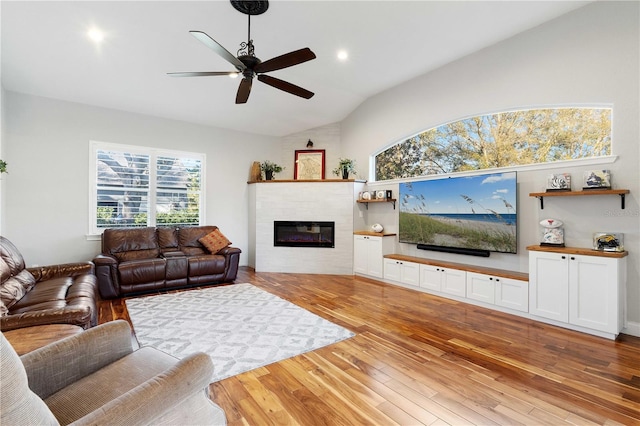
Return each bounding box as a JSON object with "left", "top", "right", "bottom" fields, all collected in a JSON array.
[
  {"left": 340, "top": 2, "right": 640, "bottom": 331},
  {"left": 278, "top": 122, "right": 342, "bottom": 181},
  {"left": 2, "top": 91, "right": 280, "bottom": 266}
]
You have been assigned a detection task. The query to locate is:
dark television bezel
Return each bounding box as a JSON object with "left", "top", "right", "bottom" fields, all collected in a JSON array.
[{"left": 399, "top": 171, "right": 517, "bottom": 256}]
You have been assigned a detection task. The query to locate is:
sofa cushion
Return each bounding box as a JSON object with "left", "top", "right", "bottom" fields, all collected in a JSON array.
[
  {"left": 102, "top": 227, "right": 160, "bottom": 262},
  {"left": 0, "top": 270, "right": 36, "bottom": 308},
  {"left": 44, "top": 347, "right": 176, "bottom": 425},
  {"left": 0, "top": 237, "right": 27, "bottom": 283},
  {"left": 157, "top": 227, "right": 179, "bottom": 253},
  {"left": 198, "top": 229, "right": 231, "bottom": 254},
  {"left": 118, "top": 258, "right": 166, "bottom": 286}
]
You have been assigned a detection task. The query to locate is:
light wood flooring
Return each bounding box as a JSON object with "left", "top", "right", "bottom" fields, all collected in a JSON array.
[{"left": 99, "top": 267, "right": 640, "bottom": 425}]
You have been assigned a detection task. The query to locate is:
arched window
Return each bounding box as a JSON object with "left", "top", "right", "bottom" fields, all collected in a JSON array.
[{"left": 374, "top": 107, "right": 611, "bottom": 181}]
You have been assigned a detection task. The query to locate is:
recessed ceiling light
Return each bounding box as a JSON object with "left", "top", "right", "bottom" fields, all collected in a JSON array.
[
  {"left": 87, "top": 28, "right": 105, "bottom": 43},
  {"left": 337, "top": 50, "right": 349, "bottom": 61}
]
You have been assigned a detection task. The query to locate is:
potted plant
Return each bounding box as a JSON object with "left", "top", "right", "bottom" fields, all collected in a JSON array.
[
  {"left": 0, "top": 159, "right": 7, "bottom": 174},
  {"left": 332, "top": 158, "right": 356, "bottom": 179},
  {"left": 261, "top": 161, "right": 284, "bottom": 180}
]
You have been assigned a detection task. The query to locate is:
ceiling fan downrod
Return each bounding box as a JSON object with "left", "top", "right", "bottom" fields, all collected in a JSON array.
[{"left": 232, "top": 0, "right": 268, "bottom": 58}]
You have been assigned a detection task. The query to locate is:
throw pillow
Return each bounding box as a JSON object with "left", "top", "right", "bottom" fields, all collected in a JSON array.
[
  {"left": 199, "top": 229, "right": 231, "bottom": 254},
  {"left": 0, "top": 300, "right": 8, "bottom": 317}
]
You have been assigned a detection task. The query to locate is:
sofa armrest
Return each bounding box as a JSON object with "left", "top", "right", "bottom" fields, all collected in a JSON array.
[
  {"left": 217, "top": 246, "right": 241, "bottom": 256},
  {"left": 93, "top": 254, "right": 120, "bottom": 299},
  {"left": 0, "top": 305, "right": 94, "bottom": 332},
  {"left": 21, "top": 320, "right": 134, "bottom": 399},
  {"left": 27, "top": 262, "right": 95, "bottom": 282},
  {"left": 70, "top": 352, "right": 215, "bottom": 426}
]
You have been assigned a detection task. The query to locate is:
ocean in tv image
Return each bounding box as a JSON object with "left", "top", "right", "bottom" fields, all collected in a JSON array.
[{"left": 399, "top": 171, "right": 517, "bottom": 253}]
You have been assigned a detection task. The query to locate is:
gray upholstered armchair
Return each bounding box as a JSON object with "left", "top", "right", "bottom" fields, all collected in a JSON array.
[{"left": 0, "top": 320, "right": 226, "bottom": 425}]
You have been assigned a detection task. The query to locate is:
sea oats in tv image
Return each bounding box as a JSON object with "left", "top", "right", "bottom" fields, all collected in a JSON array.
[{"left": 399, "top": 171, "right": 517, "bottom": 254}]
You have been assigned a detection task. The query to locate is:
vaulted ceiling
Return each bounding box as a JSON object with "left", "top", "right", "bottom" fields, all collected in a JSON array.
[{"left": 1, "top": 1, "right": 591, "bottom": 136}]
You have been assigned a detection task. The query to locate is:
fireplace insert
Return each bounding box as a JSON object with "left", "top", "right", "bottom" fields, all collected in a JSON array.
[{"left": 274, "top": 221, "right": 335, "bottom": 248}]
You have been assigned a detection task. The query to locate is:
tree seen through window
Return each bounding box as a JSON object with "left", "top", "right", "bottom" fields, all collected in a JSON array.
[{"left": 375, "top": 108, "right": 611, "bottom": 181}]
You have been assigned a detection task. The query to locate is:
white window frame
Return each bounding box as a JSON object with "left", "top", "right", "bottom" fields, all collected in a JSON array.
[{"left": 88, "top": 140, "right": 206, "bottom": 238}]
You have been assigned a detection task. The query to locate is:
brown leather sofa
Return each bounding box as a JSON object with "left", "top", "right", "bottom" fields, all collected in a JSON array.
[
  {"left": 0, "top": 236, "right": 98, "bottom": 332},
  {"left": 93, "top": 225, "right": 241, "bottom": 299}
]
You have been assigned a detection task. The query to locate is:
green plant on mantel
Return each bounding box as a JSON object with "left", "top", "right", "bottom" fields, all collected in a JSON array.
[
  {"left": 261, "top": 161, "right": 284, "bottom": 180},
  {"left": 0, "top": 159, "right": 7, "bottom": 174},
  {"left": 332, "top": 158, "right": 356, "bottom": 178}
]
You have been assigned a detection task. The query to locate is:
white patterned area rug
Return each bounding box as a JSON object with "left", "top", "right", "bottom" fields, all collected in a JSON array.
[{"left": 125, "top": 283, "right": 354, "bottom": 382}]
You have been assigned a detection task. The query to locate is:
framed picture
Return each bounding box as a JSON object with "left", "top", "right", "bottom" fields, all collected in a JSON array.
[
  {"left": 583, "top": 170, "right": 611, "bottom": 190},
  {"left": 546, "top": 173, "right": 571, "bottom": 192},
  {"left": 294, "top": 150, "right": 325, "bottom": 180}
]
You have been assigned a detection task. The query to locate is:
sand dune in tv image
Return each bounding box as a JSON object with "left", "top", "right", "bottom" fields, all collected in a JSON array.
[{"left": 399, "top": 172, "right": 517, "bottom": 253}]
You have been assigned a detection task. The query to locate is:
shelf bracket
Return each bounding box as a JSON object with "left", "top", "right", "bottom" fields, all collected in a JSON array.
[
  {"left": 537, "top": 196, "right": 544, "bottom": 209},
  {"left": 620, "top": 193, "right": 626, "bottom": 209}
]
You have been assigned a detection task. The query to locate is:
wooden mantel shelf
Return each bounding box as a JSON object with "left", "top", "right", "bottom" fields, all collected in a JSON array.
[{"left": 248, "top": 179, "right": 366, "bottom": 184}]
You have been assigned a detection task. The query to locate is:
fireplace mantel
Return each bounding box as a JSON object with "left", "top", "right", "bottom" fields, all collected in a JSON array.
[{"left": 248, "top": 179, "right": 365, "bottom": 184}]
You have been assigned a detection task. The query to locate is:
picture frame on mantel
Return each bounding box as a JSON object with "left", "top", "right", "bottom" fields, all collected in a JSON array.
[{"left": 294, "top": 149, "right": 325, "bottom": 180}]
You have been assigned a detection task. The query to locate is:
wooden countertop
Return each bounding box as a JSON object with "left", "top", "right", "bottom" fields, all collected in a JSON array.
[
  {"left": 354, "top": 231, "right": 396, "bottom": 237},
  {"left": 526, "top": 245, "right": 628, "bottom": 258}
]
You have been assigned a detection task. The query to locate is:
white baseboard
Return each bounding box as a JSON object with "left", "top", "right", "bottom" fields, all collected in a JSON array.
[{"left": 622, "top": 321, "right": 640, "bottom": 337}]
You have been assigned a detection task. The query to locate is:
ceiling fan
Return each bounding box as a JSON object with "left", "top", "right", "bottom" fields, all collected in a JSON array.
[{"left": 168, "top": 0, "right": 316, "bottom": 104}]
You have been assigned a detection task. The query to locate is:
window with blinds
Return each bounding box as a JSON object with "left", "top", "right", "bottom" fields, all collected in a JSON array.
[{"left": 90, "top": 141, "right": 205, "bottom": 234}]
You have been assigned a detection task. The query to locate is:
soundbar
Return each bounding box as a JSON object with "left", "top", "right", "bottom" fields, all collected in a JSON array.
[{"left": 417, "top": 244, "right": 490, "bottom": 257}]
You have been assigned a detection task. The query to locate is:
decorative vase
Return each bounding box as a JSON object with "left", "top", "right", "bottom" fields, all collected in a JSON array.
[
  {"left": 265, "top": 170, "right": 274, "bottom": 181},
  {"left": 342, "top": 167, "right": 349, "bottom": 179}
]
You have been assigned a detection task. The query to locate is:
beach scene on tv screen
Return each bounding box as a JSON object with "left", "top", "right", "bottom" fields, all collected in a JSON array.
[{"left": 399, "top": 171, "right": 517, "bottom": 253}]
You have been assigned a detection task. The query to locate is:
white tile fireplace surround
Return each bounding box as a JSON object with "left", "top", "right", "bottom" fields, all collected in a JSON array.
[{"left": 248, "top": 180, "right": 364, "bottom": 274}]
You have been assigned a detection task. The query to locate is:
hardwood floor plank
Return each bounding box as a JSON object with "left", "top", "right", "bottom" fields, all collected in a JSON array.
[{"left": 100, "top": 268, "right": 640, "bottom": 425}]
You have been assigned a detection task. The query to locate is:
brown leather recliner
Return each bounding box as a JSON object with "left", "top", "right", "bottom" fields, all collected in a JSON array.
[
  {"left": 93, "top": 226, "right": 241, "bottom": 299},
  {"left": 0, "top": 236, "right": 98, "bottom": 332}
]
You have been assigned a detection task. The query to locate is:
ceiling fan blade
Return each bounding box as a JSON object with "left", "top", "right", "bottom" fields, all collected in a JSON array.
[
  {"left": 257, "top": 75, "right": 314, "bottom": 99},
  {"left": 189, "top": 31, "right": 246, "bottom": 71},
  {"left": 254, "top": 48, "right": 316, "bottom": 74},
  {"left": 167, "top": 71, "right": 239, "bottom": 77},
  {"left": 236, "top": 77, "right": 253, "bottom": 104}
]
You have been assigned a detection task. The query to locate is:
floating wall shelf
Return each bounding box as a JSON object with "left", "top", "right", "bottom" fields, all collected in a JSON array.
[
  {"left": 356, "top": 199, "right": 396, "bottom": 210},
  {"left": 529, "top": 189, "right": 630, "bottom": 209}
]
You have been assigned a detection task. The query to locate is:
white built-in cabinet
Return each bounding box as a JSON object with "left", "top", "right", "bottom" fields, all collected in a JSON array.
[
  {"left": 420, "top": 264, "right": 466, "bottom": 297},
  {"left": 467, "top": 272, "right": 528, "bottom": 313},
  {"left": 528, "top": 245, "right": 627, "bottom": 338},
  {"left": 383, "top": 258, "right": 419, "bottom": 286},
  {"left": 383, "top": 254, "right": 529, "bottom": 316},
  {"left": 353, "top": 233, "right": 395, "bottom": 278}
]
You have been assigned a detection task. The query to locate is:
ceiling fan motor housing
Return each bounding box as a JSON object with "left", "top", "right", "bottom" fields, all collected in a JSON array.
[{"left": 231, "top": 0, "right": 269, "bottom": 16}]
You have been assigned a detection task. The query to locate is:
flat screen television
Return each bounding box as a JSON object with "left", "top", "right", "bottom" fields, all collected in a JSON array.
[{"left": 399, "top": 171, "right": 517, "bottom": 256}]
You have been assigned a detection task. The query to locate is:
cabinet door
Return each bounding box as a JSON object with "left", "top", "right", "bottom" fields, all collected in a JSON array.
[
  {"left": 353, "top": 236, "right": 369, "bottom": 275},
  {"left": 529, "top": 251, "right": 569, "bottom": 322},
  {"left": 496, "top": 277, "right": 528, "bottom": 313},
  {"left": 569, "top": 255, "right": 620, "bottom": 333},
  {"left": 441, "top": 268, "right": 466, "bottom": 297},
  {"left": 401, "top": 261, "right": 419, "bottom": 287},
  {"left": 383, "top": 258, "right": 401, "bottom": 282},
  {"left": 367, "top": 237, "right": 384, "bottom": 278},
  {"left": 419, "top": 264, "right": 442, "bottom": 291},
  {"left": 466, "top": 272, "right": 495, "bottom": 304}
]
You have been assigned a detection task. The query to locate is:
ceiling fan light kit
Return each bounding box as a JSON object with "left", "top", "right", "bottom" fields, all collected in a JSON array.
[{"left": 169, "top": 0, "right": 316, "bottom": 104}]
